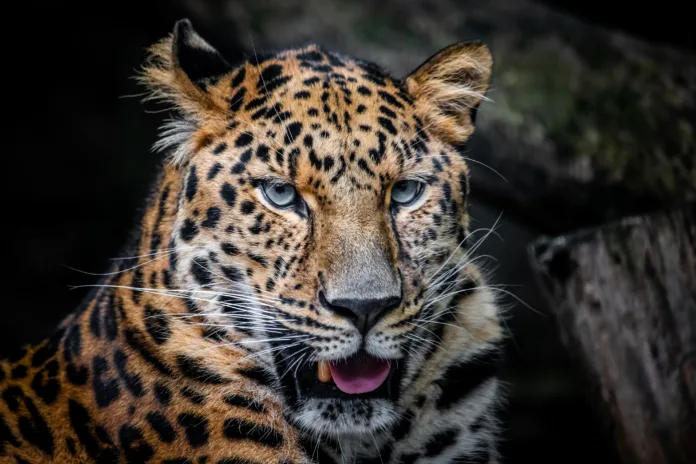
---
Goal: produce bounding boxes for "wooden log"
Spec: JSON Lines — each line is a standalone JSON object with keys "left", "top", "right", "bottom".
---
{"left": 528, "top": 203, "right": 696, "bottom": 464}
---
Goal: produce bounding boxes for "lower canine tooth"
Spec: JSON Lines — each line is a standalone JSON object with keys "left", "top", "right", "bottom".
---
{"left": 318, "top": 361, "right": 332, "bottom": 383}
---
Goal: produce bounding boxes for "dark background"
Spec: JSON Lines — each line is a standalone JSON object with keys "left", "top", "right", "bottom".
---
{"left": 3, "top": 1, "right": 693, "bottom": 463}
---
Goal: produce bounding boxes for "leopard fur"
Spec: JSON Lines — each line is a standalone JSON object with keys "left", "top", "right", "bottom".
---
{"left": 0, "top": 19, "right": 504, "bottom": 464}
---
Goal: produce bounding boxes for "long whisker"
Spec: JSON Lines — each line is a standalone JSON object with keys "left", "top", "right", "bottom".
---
{"left": 68, "top": 285, "right": 283, "bottom": 317}
{"left": 63, "top": 250, "right": 174, "bottom": 277}
{"left": 425, "top": 220, "right": 501, "bottom": 286}
{"left": 279, "top": 348, "right": 311, "bottom": 383}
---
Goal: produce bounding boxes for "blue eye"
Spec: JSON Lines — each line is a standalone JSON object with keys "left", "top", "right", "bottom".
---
{"left": 391, "top": 180, "right": 424, "bottom": 206}
{"left": 262, "top": 181, "right": 297, "bottom": 208}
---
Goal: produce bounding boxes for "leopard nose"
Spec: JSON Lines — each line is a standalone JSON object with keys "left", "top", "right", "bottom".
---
{"left": 319, "top": 292, "right": 402, "bottom": 335}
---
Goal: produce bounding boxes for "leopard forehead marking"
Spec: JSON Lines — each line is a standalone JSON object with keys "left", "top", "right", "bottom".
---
{"left": 191, "top": 45, "right": 432, "bottom": 188}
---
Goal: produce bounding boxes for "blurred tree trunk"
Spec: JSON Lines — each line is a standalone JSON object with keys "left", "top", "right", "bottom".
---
{"left": 528, "top": 203, "right": 696, "bottom": 464}
{"left": 181, "top": 0, "right": 696, "bottom": 233}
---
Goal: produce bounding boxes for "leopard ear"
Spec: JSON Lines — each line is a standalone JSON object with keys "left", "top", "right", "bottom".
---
{"left": 171, "top": 19, "right": 232, "bottom": 88}
{"left": 141, "top": 19, "right": 232, "bottom": 109}
{"left": 139, "top": 19, "right": 233, "bottom": 164}
{"left": 405, "top": 41, "right": 492, "bottom": 145}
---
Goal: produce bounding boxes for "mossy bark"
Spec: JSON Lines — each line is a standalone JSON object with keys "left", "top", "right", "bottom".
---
{"left": 528, "top": 203, "right": 696, "bottom": 464}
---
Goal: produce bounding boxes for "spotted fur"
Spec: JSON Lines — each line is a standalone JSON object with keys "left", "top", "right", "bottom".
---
{"left": 1, "top": 19, "right": 504, "bottom": 463}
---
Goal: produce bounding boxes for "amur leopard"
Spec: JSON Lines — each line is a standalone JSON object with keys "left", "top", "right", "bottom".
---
{"left": 0, "top": 18, "right": 505, "bottom": 464}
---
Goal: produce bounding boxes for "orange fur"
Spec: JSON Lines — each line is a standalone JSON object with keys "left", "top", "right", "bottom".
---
{"left": 406, "top": 42, "right": 492, "bottom": 144}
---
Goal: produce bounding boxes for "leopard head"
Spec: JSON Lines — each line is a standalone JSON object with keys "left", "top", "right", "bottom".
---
{"left": 140, "top": 19, "right": 494, "bottom": 438}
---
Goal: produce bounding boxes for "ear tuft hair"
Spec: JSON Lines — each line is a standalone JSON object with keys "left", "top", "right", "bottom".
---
{"left": 137, "top": 19, "right": 232, "bottom": 165}
{"left": 405, "top": 42, "right": 492, "bottom": 145}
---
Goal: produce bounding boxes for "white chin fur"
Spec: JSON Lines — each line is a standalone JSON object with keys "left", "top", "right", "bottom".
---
{"left": 293, "top": 398, "right": 400, "bottom": 438}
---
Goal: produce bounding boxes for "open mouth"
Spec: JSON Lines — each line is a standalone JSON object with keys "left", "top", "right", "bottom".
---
{"left": 271, "top": 338, "right": 406, "bottom": 405}
{"left": 274, "top": 347, "right": 401, "bottom": 401}
{"left": 318, "top": 351, "right": 391, "bottom": 394}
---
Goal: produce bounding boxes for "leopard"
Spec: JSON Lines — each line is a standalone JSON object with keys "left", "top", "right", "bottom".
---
{"left": 0, "top": 18, "right": 506, "bottom": 464}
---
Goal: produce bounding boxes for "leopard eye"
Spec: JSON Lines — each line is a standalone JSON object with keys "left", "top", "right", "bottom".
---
{"left": 261, "top": 181, "right": 298, "bottom": 208}
{"left": 391, "top": 180, "right": 425, "bottom": 206}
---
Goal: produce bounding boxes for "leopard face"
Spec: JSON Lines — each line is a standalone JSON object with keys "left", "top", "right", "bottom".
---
{"left": 144, "top": 19, "right": 492, "bottom": 438}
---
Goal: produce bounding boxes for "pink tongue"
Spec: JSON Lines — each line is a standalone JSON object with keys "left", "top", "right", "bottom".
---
{"left": 329, "top": 353, "right": 390, "bottom": 394}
